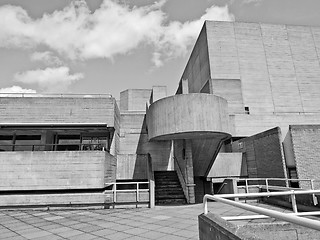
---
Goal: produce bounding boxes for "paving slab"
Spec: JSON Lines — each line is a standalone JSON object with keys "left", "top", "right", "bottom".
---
{"left": 0, "top": 202, "right": 293, "bottom": 240}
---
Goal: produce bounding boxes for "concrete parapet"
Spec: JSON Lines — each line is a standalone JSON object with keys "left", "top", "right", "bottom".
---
{"left": 146, "top": 93, "right": 231, "bottom": 141}
{"left": 199, "top": 212, "right": 320, "bottom": 240}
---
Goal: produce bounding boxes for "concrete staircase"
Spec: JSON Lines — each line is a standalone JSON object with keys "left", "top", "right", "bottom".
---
{"left": 154, "top": 171, "right": 186, "bottom": 205}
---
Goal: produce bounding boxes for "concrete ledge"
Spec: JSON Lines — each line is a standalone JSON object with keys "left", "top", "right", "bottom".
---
{"left": 198, "top": 213, "right": 262, "bottom": 240}
{"left": 146, "top": 93, "right": 231, "bottom": 141}
{"left": 0, "top": 193, "right": 106, "bottom": 209}
{"left": 199, "top": 212, "right": 320, "bottom": 240}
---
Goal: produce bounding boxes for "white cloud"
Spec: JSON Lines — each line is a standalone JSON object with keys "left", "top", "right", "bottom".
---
{"left": 30, "top": 51, "right": 63, "bottom": 66}
{"left": 13, "top": 67, "right": 84, "bottom": 92}
{"left": 155, "top": 5, "right": 235, "bottom": 59}
{"left": 0, "top": 0, "right": 234, "bottom": 66}
{"left": 241, "top": 0, "right": 263, "bottom": 6}
{"left": 0, "top": 86, "right": 37, "bottom": 96}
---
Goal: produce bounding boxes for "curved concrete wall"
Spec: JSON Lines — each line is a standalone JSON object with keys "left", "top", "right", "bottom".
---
{"left": 146, "top": 93, "right": 231, "bottom": 141}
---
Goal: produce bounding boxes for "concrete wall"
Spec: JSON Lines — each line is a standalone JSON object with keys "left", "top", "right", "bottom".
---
{"left": 207, "top": 153, "right": 243, "bottom": 178}
{"left": 147, "top": 93, "right": 231, "bottom": 140}
{"left": 0, "top": 193, "right": 106, "bottom": 208}
{"left": 204, "top": 21, "right": 320, "bottom": 115}
{"left": 230, "top": 113, "right": 320, "bottom": 138}
{"left": 199, "top": 213, "right": 320, "bottom": 240}
{"left": 110, "top": 99, "right": 120, "bottom": 156}
{"left": 120, "top": 89, "right": 152, "bottom": 111}
{"left": 105, "top": 152, "right": 117, "bottom": 184}
{"left": 116, "top": 154, "right": 149, "bottom": 180}
{"left": 119, "top": 112, "right": 171, "bottom": 177}
{"left": 180, "top": 21, "right": 320, "bottom": 138}
{"left": 118, "top": 88, "right": 171, "bottom": 179}
{"left": 0, "top": 151, "right": 108, "bottom": 190}
{"left": 0, "top": 97, "right": 116, "bottom": 125}
{"left": 283, "top": 130, "right": 295, "bottom": 168}
{"left": 180, "top": 23, "right": 211, "bottom": 95}
{"left": 231, "top": 127, "right": 287, "bottom": 180}
{"left": 147, "top": 93, "right": 231, "bottom": 177}
{"left": 174, "top": 139, "right": 195, "bottom": 203}
{"left": 288, "top": 125, "right": 320, "bottom": 189}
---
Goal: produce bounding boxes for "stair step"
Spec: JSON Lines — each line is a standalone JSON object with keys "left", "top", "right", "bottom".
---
{"left": 154, "top": 171, "right": 186, "bottom": 205}
{"left": 156, "top": 191, "right": 184, "bottom": 196}
{"left": 156, "top": 187, "right": 183, "bottom": 191}
{"left": 156, "top": 195, "right": 185, "bottom": 199}
{"left": 156, "top": 199, "right": 187, "bottom": 204}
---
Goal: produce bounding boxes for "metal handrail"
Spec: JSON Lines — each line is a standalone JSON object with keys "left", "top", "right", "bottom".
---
{"left": 203, "top": 190, "right": 320, "bottom": 231}
{"left": 105, "top": 182, "right": 152, "bottom": 208}
{"left": 236, "top": 177, "right": 320, "bottom": 205}
{"left": 0, "top": 93, "right": 112, "bottom": 98}
{"left": 0, "top": 143, "right": 107, "bottom": 151}
{"left": 174, "top": 156, "right": 187, "bottom": 186}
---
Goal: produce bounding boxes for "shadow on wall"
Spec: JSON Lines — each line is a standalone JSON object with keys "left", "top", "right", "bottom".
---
{"left": 134, "top": 115, "right": 171, "bottom": 179}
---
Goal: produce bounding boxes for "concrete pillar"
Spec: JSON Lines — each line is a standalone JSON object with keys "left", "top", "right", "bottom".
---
{"left": 182, "top": 79, "right": 189, "bottom": 94}
{"left": 149, "top": 179, "right": 155, "bottom": 208}
{"left": 167, "top": 140, "right": 174, "bottom": 170}
{"left": 185, "top": 139, "right": 195, "bottom": 203}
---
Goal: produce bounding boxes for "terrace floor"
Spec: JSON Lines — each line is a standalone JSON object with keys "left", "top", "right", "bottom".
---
{"left": 0, "top": 202, "right": 292, "bottom": 240}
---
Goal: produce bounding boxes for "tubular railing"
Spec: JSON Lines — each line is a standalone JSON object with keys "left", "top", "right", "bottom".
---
{"left": 147, "top": 154, "right": 155, "bottom": 208}
{"left": 173, "top": 156, "right": 195, "bottom": 203}
{"left": 203, "top": 190, "right": 320, "bottom": 231}
{"left": 0, "top": 143, "right": 107, "bottom": 152}
{"left": 105, "top": 181, "right": 154, "bottom": 208}
{"left": 236, "top": 177, "right": 320, "bottom": 205}
{"left": 174, "top": 157, "right": 187, "bottom": 191}
{"left": 0, "top": 93, "right": 112, "bottom": 98}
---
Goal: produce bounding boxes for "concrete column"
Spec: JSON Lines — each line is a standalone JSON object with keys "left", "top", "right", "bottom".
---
{"left": 182, "top": 79, "right": 189, "bottom": 94}
{"left": 185, "top": 139, "right": 195, "bottom": 203}
{"left": 40, "top": 131, "right": 47, "bottom": 151}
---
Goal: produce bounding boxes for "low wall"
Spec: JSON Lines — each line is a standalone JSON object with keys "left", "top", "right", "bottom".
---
{"left": 0, "top": 151, "right": 114, "bottom": 207}
{"left": 198, "top": 213, "right": 251, "bottom": 240}
{"left": 231, "top": 127, "right": 287, "bottom": 182}
{"left": 0, "top": 151, "right": 107, "bottom": 190}
{"left": 0, "top": 193, "right": 106, "bottom": 208}
{"left": 199, "top": 213, "right": 320, "bottom": 240}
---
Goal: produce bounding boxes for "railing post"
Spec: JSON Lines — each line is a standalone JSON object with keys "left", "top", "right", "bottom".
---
{"left": 149, "top": 179, "right": 155, "bottom": 208}
{"left": 291, "top": 190, "right": 298, "bottom": 213}
{"left": 245, "top": 179, "right": 249, "bottom": 194}
{"left": 310, "top": 180, "right": 318, "bottom": 205}
{"left": 286, "top": 178, "right": 289, "bottom": 188}
{"left": 245, "top": 179, "right": 249, "bottom": 203}
{"left": 265, "top": 179, "right": 269, "bottom": 192}
{"left": 113, "top": 183, "right": 117, "bottom": 208}
{"left": 203, "top": 195, "right": 208, "bottom": 214}
{"left": 136, "top": 183, "right": 139, "bottom": 208}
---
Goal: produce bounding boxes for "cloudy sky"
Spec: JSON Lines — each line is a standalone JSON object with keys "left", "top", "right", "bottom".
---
{"left": 0, "top": 0, "right": 319, "bottom": 98}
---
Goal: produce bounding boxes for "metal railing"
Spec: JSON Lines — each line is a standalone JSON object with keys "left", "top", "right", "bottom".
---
{"left": 105, "top": 181, "right": 155, "bottom": 208}
{"left": 236, "top": 178, "right": 320, "bottom": 205}
{"left": 203, "top": 190, "right": 320, "bottom": 231}
{"left": 0, "top": 93, "right": 112, "bottom": 98}
{"left": 174, "top": 156, "right": 196, "bottom": 204}
{"left": 0, "top": 143, "right": 107, "bottom": 152}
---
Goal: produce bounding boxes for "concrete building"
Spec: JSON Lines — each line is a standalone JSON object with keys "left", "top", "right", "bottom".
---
{"left": 1, "top": 20, "right": 320, "bottom": 207}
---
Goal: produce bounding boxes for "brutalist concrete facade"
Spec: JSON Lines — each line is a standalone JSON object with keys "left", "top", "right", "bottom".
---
{"left": 1, "top": 21, "right": 320, "bottom": 207}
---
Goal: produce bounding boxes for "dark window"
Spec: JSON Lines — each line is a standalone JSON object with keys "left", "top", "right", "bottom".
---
{"left": 244, "top": 106, "right": 250, "bottom": 114}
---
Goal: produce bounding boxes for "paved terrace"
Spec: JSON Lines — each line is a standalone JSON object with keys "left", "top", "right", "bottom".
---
{"left": 0, "top": 202, "right": 292, "bottom": 240}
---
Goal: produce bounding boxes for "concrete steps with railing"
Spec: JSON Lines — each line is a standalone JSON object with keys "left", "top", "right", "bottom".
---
{"left": 154, "top": 171, "right": 186, "bottom": 205}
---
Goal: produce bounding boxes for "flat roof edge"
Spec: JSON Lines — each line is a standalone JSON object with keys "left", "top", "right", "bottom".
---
{"left": 0, "top": 123, "right": 108, "bottom": 127}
